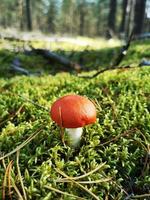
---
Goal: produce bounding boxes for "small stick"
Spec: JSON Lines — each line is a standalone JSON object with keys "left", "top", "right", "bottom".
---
{"left": 79, "top": 30, "right": 134, "bottom": 79}
{"left": 130, "top": 193, "right": 150, "bottom": 199}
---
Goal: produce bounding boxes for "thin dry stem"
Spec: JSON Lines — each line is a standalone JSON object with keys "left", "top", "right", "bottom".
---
{"left": 0, "top": 126, "right": 44, "bottom": 161}
{"left": 55, "top": 168, "right": 100, "bottom": 200}
{"left": 2, "top": 162, "right": 9, "bottom": 200}
{"left": 2, "top": 160, "right": 13, "bottom": 200}
{"left": 16, "top": 150, "right": 27, "bottom": 200}
{"left": 100, "top": 128, "right": 136, "bottom": 147}
{"left": 57, "top": 177, "right": 112, "bottom": 184}
{"left": 44, "top": 185, "right": 84, "bottom": 200}
{"left": 60, "top": 162, "right": 106, "bottom": 181}
{"left": 130, "top": 193, "right": 150, "bottom": 199}
{"left": 10, "top": 177, "right": 24, "bottom": 200}
{"left": 8, "top": 160, "right": 13, "bottom": 200}
{"left": 0, "top": 104, "right": 24, "bottom": 127}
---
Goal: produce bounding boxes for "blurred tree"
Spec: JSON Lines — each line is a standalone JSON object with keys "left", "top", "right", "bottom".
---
{"left": 107, "top": 0, "right": 117, "bottom": 38}
{"left": 77, "top": 0, "right": 87, "bottom": 36}
{"left": 96, "top": 0, "right": 103, "bottom": 36}
{"left": 18, "top": 0, "right": 24, "bottom": 30}
{"left": 119, "top": 0, "right": 128, "bottom": 33}
{"left": 31, "top": 0, "right": 46, "bottom": 31}
{"left": 47, "top": 0, "right": 58, "bottom": 33}
{"left": 26, "top": 0, "right": 32, "bottom": 30}
{"left": 0, "top": 0, "right": 18, "bottom": 28}
{"left": 133, "top": 0, "right": 146, "bottom": 35}
{"left": 125, "top": 0, "right": 135, "bottom": 37}
{"left": 60, "top": 0, "right": 76, "bottom": 34}
{"left": 0, "top": 0, "right": 148, "bottom": 38}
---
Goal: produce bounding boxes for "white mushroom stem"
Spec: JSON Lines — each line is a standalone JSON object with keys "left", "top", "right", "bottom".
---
{"left": 65, "top": 127, "right": 83, "bottom": 146}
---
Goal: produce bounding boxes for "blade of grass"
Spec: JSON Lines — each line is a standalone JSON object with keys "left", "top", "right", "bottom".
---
{"left": 16, "top": 150, "right": 27, "bottom": 200}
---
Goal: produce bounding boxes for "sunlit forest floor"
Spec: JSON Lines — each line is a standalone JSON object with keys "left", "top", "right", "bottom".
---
{"left": 0, "top": 36, "right": 150, "bottom": 199}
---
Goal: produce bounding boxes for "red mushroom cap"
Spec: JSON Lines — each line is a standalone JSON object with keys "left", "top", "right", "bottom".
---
{"left": 50, "top": 94, "right": 96, "bottom": 128}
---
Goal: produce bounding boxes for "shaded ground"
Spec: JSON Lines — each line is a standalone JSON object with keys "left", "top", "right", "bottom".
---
{"left": 0, "top": 38, "right": 150, "bottom": 78}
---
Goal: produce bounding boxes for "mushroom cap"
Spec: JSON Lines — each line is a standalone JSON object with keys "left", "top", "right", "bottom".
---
{"left": 50, "top": 94, "right": 96, "bottom": 128}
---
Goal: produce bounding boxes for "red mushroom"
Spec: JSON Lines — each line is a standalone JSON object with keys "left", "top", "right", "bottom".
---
{"left": 50, "top": 94, "right": 96, "bottom": 146}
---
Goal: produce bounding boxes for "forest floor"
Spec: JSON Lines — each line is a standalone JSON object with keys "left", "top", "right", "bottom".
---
{"left": 0, "top": 37, "right": 150, "bottom": 200}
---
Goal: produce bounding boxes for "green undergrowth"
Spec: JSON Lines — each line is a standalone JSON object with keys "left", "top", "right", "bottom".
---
{"left": 0, "top": 39, "right": 150, "bottom": 78}
{"left": 0, "top": 67, "right": 150, "bottom": 199}
{"left": 0, "top": 39, "right": 150, "bottom": 199}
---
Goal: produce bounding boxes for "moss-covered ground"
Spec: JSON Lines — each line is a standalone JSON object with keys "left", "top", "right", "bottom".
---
{"left": 0, "top": 38, "right": 150, "bottom": 200}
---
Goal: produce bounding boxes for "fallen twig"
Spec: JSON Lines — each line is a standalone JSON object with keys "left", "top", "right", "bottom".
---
{"left": 11, "top": 58, "right": 30, "bottom": 75}
{"left": 78, "top": 65, "right": 131, "bottom": 78}
{"left": 79, "top": 31, "right": 134, "bottom": 79}
{"left": 130, "top": 193, "right": 150, "bottom": 199}
{"left": 31, "top": 47, "right": 82, "bottom": 72}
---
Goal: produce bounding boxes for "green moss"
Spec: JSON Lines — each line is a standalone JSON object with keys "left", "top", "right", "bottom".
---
{"left": 0, "top": 39, "right": 150, "bottom": 199}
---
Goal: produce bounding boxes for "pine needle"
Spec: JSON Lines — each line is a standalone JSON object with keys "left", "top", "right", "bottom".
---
{"left": 57, "top": 177, "right": 112, "bottom": 184}
{"left": 60, "top": 162, "right": 106, "bottom": 181}
{"left": 8, "top": 160, "right": 13, "bottom": 200}
{"left": 0, "top": 126, "right": 44, "bottom": 161}
{"left": 2, "top": 160, "right": 13, "bottom": 200}
{"left": 16, "top": 150, "right": 27, "bottom": 200}
{"left": 44, "top": 185, "right": 84, "bottom": 200}
{"left": 55, "top": 168, "right": 100, "bottom": 200}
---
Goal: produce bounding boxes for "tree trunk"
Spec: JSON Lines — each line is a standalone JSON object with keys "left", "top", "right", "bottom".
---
{"left": 79, "top": 13, "right": 85, "bottom": 36}
{"left": 119, "top": 0, "right": 128, "bottom": 33}
{"left": 18, "top": 0, "right": 24, "bottom": 30}
{"left": 47, "top": 0, "right": 57, "bottom": 33}
{"left": 96, "top": 0, "right": 101, "bottom": 35}
{"left": 107, "top": 0, "right": 117, "bottom": 38}
{"left": 26, "top": 0, "right": 32, "bottom": 31}
{"left": 125, "top": 0, "right": 135, "bottom": 38}
{"left": 79, "top": 3, "right": 85, "bottom": 36}
{"left": 133, "top": 0, "right": 146, "bottom": 35}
